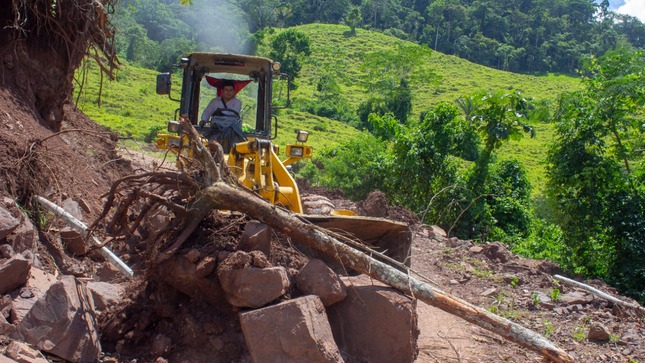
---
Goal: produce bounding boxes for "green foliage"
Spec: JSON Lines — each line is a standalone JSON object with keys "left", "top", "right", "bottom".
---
{"left": 267, "top": 29, "right": 311, "bottom": 89}
{"left": 513, "top": 217, "right": 566, "bottom": 264}
{"left": 292, "top": 73, "right": 357, "bottom": 124}
{"left": 144, "top": 125, "right": 164, "bottom": 143}
{"left": 383, "top": 104, "right": 467, "bottom": 215}
{"left": 305, "top": 134, "right": 388, "bottom": 200}
{"left": 550, "top": 288, "right": 561, "bottom": 302}
{"left": 346, "top": 6, "right": 361, "bottom": 34}
{"left": 444, "top": 91, "right": 535, "bottom": 241}
{"left": 74, "top": 61, "right": 178, "bottom": 140}
{"left": 546, "top": 48, "right": 645, "bottom": 302}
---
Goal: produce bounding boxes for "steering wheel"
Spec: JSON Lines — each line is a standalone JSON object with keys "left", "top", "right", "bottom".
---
{"left": 212, "top": 108, "right": 240, "bottom": 117}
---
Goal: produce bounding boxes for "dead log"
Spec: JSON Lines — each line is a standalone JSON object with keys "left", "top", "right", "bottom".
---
{"left": 164, "top": 117, "right": 576, "bottom": 363}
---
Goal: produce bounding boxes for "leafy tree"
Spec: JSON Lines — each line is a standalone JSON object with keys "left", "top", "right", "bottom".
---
{"left": 346, "top": 6, "right": 362, "bottom": 34}
{"left": 546, "top": 48, "right": 645, "bottom": 301}
{"left": 358, "top": 44, "right": 438, "bottom": 126}
{"left": 291, "top": 0, "right": 351, "bottom": 24}
{"left": 452, "top": 90, "right": 535, "bottom": 240}
{"left": 237, "top": 0, "right": 278, "bottom": 32}
{"left": 309, "top": 133, "right": 388, "bottom": 200}
{"left": 267, "top": 29, "right": 311, "bottom": 89}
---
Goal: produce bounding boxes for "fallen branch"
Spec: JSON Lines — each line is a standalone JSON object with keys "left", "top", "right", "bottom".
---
{"left": 554, "top": 274, "right": 645, "bottom": 315}
{"left": 168, "top": 117, "right": 575, "bottom": 363}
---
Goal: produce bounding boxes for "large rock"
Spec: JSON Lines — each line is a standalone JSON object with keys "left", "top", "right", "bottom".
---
{"left": 295, "top": 259, "right": 347, "bottom": 307}
{"left": 15, "top": 276, "right": 101, "bottom": 363}
{"left": 0, "top": 254, "right": 32, "bottom": 294}
{"left": 86, "top": 281, "right": 123, "bottom": 312}
{"left": 217, "top": 251, "right": 289, "bottom": 308}
{"left": 0, "top": 206, "right": 20, "bottom": 240}
{"left": 10, "top": 267, "right": 57, "bottom": 324}
{"left": 327, "top": 275, "right": 418, "bottom": 363}
{"left": 5, "top": 214, "right": 36, "bottom": 254}
{"left": 482, "top": 242, "right": 513, "bottom": 263}
{"left": 559, "top": 291, "right": 594, "bottom": 305}
{"left": 60, "top": 227, "right": 89, "bottom": 256}
{"left": 0, "top": 354, "right": 18, "bottom": 363}
{"left": 0, "top": 311, "right": 16, "bottom": 337}
{"left": 5, "top": 340, "right": 48, "bottom": 363}
{"left": 237, "top": 221, "right": 272, "bottom": 258}
{"left": 240, "top": 295, "right": 344, "bottom": 363}
{"left": 160, "top": 254, "right": 227, "bottom": 306}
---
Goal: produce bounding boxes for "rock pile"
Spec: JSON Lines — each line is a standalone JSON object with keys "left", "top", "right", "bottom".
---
{"left": 1, "top": 199, "right": 419, "bottom": 363}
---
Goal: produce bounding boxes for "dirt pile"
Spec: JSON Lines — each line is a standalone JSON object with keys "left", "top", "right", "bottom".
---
{"left": 1, "top": 201, "right": 419, "bottom": 362}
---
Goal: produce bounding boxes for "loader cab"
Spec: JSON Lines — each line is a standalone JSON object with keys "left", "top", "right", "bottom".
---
{"left": 157, "top": 53, "right": 287, "bottom": 140}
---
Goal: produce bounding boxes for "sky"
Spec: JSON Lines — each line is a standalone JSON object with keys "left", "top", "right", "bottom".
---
{"left": 605, "top": 0, "right": 645, "bottom": 22}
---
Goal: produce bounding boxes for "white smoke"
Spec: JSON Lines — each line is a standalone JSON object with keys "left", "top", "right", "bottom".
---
{"left": 181, "top": 0, "right": 253, "bottom": 55}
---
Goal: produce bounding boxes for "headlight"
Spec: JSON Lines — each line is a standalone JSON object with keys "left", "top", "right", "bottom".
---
{"left": 296, "top": 130, "right": 309, "bottom": 143}
{"left": 272, "top": 62, "right": 281, "bottom": 72}
{"left": 289, "top": 146, "right": 304, "bottom": 157}
{"left": 167, "top": 121, "right": 180, "bottom": 133}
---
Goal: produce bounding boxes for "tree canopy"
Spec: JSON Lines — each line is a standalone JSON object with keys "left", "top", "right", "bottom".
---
{"left": 111, "top": 0, "right": 645, "bottom": 75}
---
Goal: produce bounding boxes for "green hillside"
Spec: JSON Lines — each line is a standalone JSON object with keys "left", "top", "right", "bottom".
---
{"left": 75, "top": 24, "right": 580, "bottom": 193}
{"left": 285, "top": 24, "right": 579, "bottom": 119}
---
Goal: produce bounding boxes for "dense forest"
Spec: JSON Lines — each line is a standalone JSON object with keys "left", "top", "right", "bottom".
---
{"left": 112, "top": 0, "right": 644, "bottom": 74}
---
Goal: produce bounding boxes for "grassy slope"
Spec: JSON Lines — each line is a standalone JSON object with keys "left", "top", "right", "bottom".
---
{"left": 76, "top": 23, "right": 580, "bottom": 194}
{"left": 283, "top": 24, "right": 580, "bottom": 194}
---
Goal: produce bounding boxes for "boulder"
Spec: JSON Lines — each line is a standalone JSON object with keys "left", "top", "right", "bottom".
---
{"left": 217, "top": 251, "right": 289, "bottom": 308}
{"left": 426, "top": 225, "right": 447, "bottom": 239}
{"left": 61, "top": 198, "right": 84, "bottom": 221}
{"left": 482, "top": 242, "right": 513, "bottom": 263}
{"left": 327, "top": 275, "right": 418, "bottom": 363}
{"left": 0, "top": 254, "right": 32, "bottom": 294}
{"left": 86, "top": 281, "right": 123, "bottom": 312}
{"left": 559, "top": 291, "right": 594, "bottom": 305}
{"left": 295, "top": 259, "right": 347, "bottom": 306}
{"left": 0, "top": 206, "right": 20, "bottom": 240}
{"left": 0, "top": 311, "right": 16, "bottom": 337}
{"left": 15, "top": 276, "right": 101, "bottom": 363}
{"left": 240, "top": 295, "right": 344, "bottom": 363}
{"left": 160, "top": 255, "right": 227, "bottom": 306}
{"left": 9, "top": 268, "right": 55, "bottom": 325}
{"left": 587, "top": 322, "right": 611, "bottom": 341}
{"left": 60, "top": 228, "right": 89, "bottom": 256}
{"left": 237, "top": 221, "right": 272, "bottom": 259}
{"left": 5, "top": 214, "right": 36, "bottom": 254}
{"left": 5, "top": 340, "right": 48, "bottom": 363}
{"left": 218, "top": 266, "right": 289, "bottom": 308}
{"left": 0, "top": 354, "right": 18, "bottom": 363}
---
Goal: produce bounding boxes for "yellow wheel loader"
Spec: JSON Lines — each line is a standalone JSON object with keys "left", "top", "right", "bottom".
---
{"left": 155, "top": 53, "right": 411, "bottom": 267}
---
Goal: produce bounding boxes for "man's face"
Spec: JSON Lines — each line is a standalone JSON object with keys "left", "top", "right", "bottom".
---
{"left": 222, "top": 86, "right": 235, "bottom": 101}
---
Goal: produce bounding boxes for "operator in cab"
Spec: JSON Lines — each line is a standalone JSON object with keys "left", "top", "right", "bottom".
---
{"left": 199, "top": 79, "right": 242, "bottom": 127}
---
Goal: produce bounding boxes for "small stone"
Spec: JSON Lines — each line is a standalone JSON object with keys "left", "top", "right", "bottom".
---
{"left": 587, "top": 322, "right": 610, "bottom": 341}
{"left": 481, "top": 287, "right": 497, "bottom": 296}
{"left": 469, "top": 246, "right": 484, "bottom": 253}
{"left": 554, "top": 307, "right": 568, "bottom": 314}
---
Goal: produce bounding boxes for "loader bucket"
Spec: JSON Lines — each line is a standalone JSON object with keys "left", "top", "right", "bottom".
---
{"left": 301, "top": 214, "right": 412, "bottom": 271}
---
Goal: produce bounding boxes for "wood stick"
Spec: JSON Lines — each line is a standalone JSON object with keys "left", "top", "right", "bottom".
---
{"left": 554, "top": 274, "right": 645, "bottom": 315}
